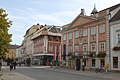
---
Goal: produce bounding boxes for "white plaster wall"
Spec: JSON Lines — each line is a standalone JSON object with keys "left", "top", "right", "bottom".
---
{"left": 110, "top": 21, "right": 120, "bottom": 70}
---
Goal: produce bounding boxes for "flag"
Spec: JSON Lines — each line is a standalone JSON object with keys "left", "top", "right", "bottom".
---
{"left": 59, "top": 44, "right": 62, "bottom": 61}
{"left": 54, "top": 46, "right": 56, "bottom": 60}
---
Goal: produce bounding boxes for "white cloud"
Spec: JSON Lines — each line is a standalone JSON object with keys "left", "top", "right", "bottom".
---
{"left": 5, "top": 0, "right": 119, "bottom": 45}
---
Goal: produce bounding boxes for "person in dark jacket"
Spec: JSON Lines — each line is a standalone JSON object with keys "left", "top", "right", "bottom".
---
{"left": 9, "top": 62, "right": 13, "bottom": 71}
{"left": 13, "top": 60, "right": 17, "bottom": 69}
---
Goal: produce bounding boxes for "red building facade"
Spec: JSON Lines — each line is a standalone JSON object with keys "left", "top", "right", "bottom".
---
{"left": 31, "top": 25, "right": 61, "bottom": 66}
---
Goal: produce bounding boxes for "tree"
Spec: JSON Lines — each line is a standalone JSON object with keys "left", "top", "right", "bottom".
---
{"left": 0, "top": 8, "right": 12, "bottom": 59}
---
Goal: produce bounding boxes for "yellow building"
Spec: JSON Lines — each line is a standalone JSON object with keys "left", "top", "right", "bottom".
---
{"left": 6, "top": 44, "right": 19, "bottom": 59}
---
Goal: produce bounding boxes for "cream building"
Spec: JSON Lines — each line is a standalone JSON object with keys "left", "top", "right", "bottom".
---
{"left": 110, "top": 9, "right": 120, "bottom": 71}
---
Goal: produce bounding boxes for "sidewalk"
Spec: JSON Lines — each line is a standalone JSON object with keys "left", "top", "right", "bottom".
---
{"left": 0, "top": 68, "right": 35, "bottom": 80}
{"left": 46, "top": 66, "right": 120, "bottom": 80}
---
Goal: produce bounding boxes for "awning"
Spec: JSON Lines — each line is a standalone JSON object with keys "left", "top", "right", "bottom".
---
{"left": 32, "top": 53, "right": 54, "bottom": 57}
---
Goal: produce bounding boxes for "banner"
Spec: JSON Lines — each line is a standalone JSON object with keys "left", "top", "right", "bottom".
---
{"left": 54, "top": 46, "right": 56, "bottom": 60}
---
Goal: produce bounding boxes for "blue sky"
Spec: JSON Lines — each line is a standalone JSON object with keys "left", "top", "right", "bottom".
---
{"left": 0, "top": 0, "right": 119, "bottom": 45}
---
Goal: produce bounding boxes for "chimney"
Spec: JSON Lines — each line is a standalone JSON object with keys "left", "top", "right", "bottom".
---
{"left": 80, "top": 9, "right": 85, "bottom": 15}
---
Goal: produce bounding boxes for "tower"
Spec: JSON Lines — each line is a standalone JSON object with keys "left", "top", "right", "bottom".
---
{"left": 91, "top": 4, "right": 98, "bottom": 15}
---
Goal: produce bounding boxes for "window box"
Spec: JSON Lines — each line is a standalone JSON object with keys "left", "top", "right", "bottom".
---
{"left": 97, "top": 51, "right": 106, "bottom": 58}
{"left": 113, "top": 46, "right": 120, "bottom": 51}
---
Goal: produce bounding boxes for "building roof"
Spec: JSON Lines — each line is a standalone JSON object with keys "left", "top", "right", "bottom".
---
{"left": 91, "top": 4, "right": 98, "bottom": 14}
{"left": 8, "top": 44, "right": 19, "bottom": 49}
{"left": 99, "top": 3, "right": 120, "bottom": 12}
{"left": 110, "top": 10, "right": 120, "bottom": 22}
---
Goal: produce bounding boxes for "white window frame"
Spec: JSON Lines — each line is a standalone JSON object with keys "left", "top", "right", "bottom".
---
{"left": 68, "top": 45, "right": 72, "bottom": 52}
{"left": 83, "top": 44, "right": 87, "bottom": 52}
{"left": 100, "top": 42, "right": 105, "bottom": 51}
{"left": 83, "top": 29, "right": 87, "bottom": 36}
{"left": 91, "top": 26, "right": 96, "bottom": 35}
{"left": 99, "top": 24, "right": 105, "bottom": 33}
{"left": 63, "top": 34, "right": 67, "bottom": 40}
{"left": 79, "top": 30, "right": 82, "bottom": 37}
{"left": 91, "top": 43, "right": 96, "bottom": 52}
{"left": 75, "top": 31, "right": 79, "bottom": 38}
{"left": 68, "top": 32, "right": 72, "bottom": 39}
{"left": 75, "top": 45, "right": 79, "bottom": 52}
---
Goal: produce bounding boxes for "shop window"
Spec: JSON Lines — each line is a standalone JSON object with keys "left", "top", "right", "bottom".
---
{"left": 113, "top": 57, "right": 118, "bottom": 68}
{"left": 92, "top": 59, "right": 95, "bottom": 67}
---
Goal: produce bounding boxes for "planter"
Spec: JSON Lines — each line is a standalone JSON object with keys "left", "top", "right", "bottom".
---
{"left": 113, "top": 46, "right": 120, "bottom": 51}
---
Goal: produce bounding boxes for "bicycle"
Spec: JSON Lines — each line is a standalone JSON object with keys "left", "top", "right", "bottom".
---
{"left": 95, "top": 67, "right": 105, "bottom": 73}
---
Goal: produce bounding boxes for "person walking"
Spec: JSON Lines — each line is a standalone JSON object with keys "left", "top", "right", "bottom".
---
{"left": 50, "top": 61, "right": 53, "bottom": 68}
{"left": 9, "top": 62, "right": 13, "bottom": 71}
{"left": 13, "top": 60, "right": 17, "bottom": 70}
{"left": 82, "top": 62, "right": 85, "bottom": 71}
{"left": 105, "top": 63, "right": 109, "bottom": 74}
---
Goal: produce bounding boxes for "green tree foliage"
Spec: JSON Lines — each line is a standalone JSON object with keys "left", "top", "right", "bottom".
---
{"left": 0, "top": 8, "right": 12, "bottom": 59}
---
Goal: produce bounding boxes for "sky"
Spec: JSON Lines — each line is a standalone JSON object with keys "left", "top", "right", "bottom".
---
{"left": 0, "top": 0, "right": 119, "bottom": 45}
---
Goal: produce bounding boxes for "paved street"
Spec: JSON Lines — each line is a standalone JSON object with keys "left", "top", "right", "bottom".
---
{"left": 1, "top": 66, "right": 120, "bottom": 80}
{"left": 14, "top": 67, "right": 111, "bottom": 80}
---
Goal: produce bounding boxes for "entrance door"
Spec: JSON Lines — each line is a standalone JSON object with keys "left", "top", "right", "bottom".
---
{"left": 76, "top": 59, "right": 81, "bottom": 70}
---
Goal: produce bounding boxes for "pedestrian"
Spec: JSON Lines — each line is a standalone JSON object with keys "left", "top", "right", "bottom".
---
{"left": 105, "top": 63, "right": 109, "bottom": 74}
{"left": 9, "top": 62, "right": 13, "bottom": 71}
{"left": 50, "top": 61, "right": 53, "bottom": 68}
{"left": 82, "top": 62, "right": 85, "bottom": 71}
{"left": 13, "top": 60, "right": 17, "bottom": 70}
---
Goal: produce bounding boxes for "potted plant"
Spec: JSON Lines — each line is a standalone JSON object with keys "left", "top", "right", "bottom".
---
{"left": 113, "top": 46, "right": 120, "bottom": 51}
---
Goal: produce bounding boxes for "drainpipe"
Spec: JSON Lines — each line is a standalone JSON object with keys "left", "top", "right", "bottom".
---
{"left": 109, "top": 13, "right": 112, "bottom": 71}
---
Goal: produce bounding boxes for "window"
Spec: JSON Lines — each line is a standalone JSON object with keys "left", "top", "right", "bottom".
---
{"left": 100, "top": 59, "right": 105, "bottom": 68}
{"left": 75, "top": 31, "right": 79, "bottom": 38}
{"left": 49, "top": 36, "right": 52, "bottom": 41}
{"left": 113, "top": 57, "right": 118, "bottom": 68}
{"left": 75, "top": 45, "right": 79, "bottom": 52}
{"left": 91, "top": 26, "right": 96, "bottom": 35}
{"left": 83, "top": 44, "right": 87, "bottom": 51}
{"left": 100, "top": 42, "right": 105, "bottom": 51}
{"left": 83, "top": 29, "right": 87, "bottom": 36}
{"left": 91, "top": 43, "right": 96, "bottom": 52}
{"left": 79, "top": 30, "right": 82, "bottom": 37}
{"left": 118, "top": 34, "right": 120, "bottom": 43}
{"left": 79, "top": 38, "right": 82, "bottom": 44}
{"left": 68, "top": 32, "right": 72, "bottom": 39}
{"left": 55, "top": 37, "right": 59, "bottom": 41}
{"left": 49, "top": 45, "right": 53, "bottom": 52}
{"left": 68, "top": 45, "right": 72, "bottom": 52}
{"left": 92, "top": 59, "right": 95, "bottom": 67}
{"left": 99, "top": 24, "right": 105, "bottom": 33}
{"left": 63, "top": 34, "right": 67, "bottom": 40}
